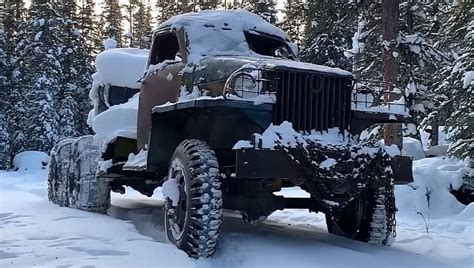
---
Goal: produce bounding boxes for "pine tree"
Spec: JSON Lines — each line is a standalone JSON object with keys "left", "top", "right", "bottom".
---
{"left": 198, "top": 0, "right": 220, "bottom": 10}
{"left": 101, "top": 0, "right": 124, "bottom": 47}
{"left": 2, "top": 0, "right": 26, "bottom": 56}
{"left": 156, "top": 0, "right": 182, "bottom": 25}
{"left": 124, "top": 0, "right": 138, "bottom": 47}
{"left": 0, "top": 28, "right": 10, "bottom": 168}
{"left": 398, "top": 1, "right": 449, "bottom": 137}
{"left": 59, "top": 14, "right": 93, "bottom": 137}
{"left": 429, "top": 2, "right": 469, "bottom": 131}
{"left": 278, "top": 1, "right": 305, "bottom": 47}
{"left": 243, "top": 0, "right": 277, "bottom": 24}
{"left": 77, "top": 0, "right": 100, "bottom": 57}
{"left": 133, "top": 0, "right": 153, "bottom": 49}
{"left": 6, "top": 0, "right": 27, "bottom": 159}
{"left": 13, "top": 0, "right": 62, "bottom": 152}
{"left": 435, "top": 3, "right": 473, "bottom": 159}
{"left": 300, "top": 0, "right": 356, "bottom": 71}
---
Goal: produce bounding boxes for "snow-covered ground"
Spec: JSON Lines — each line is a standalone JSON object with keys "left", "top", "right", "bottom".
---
{"left": 1, "top": 158, "right": 473, "bottom": 268}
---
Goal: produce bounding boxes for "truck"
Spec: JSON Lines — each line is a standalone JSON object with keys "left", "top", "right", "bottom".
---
{"left": 48, "top": 10, "right": 413, "bottom": 258}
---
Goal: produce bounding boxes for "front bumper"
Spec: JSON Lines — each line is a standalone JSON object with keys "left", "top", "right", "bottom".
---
{"left": 235, "top": 148, "right": 413, "bottom": 185}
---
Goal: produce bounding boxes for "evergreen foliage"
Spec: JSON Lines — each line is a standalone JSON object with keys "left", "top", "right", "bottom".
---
{"left": 0, "top": 29, "right": 10, "bottom": 168}
{"left": 300, "top": 0, "right": 356, "bottom": 71}
{"left": 101, "top": 0, "right": 124, "bottom": 47}
{"left": 13, "top": 0, "right": 62, "bottom": 152}
{"left": 132, "top": 0, "right": 153, "bottom": 49}
{"left": 0, "top": 0, "right": 471, "bottom": 169}
{"left": 278, "top": 1, "right": 306, "bottom": 47}
{"left": 435, "top": 3, "right": 473, "bottom": 159}
{"left": 243, "top": 0, "right": 277, "bottom": 24}
{"left": 78, "top": 0, "right": 100, "bottom": 57}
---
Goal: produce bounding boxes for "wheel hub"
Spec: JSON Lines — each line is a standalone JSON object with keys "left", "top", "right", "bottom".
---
{"left": 166, "top": 160, "right": 188, "bottom": 241}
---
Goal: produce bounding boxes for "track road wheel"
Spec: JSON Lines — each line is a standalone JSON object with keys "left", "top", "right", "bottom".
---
{"left": 325, "top": 183, "right": 396, "bottom": 246}
{"left": 47, "top": 136, "right": 110, "bottom": 214}
{"left": 48, "top": 138, "right": 76, "bottom": 207}
{"left": 70, "top": 136, "right": 110, "bottom": 213}
{"left": 164, "top": 139, "right": 223, "bottom": 258}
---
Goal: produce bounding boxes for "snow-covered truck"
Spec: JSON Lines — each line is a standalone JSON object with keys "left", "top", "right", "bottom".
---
{"left": 48, "top": 10, "right": 413, "bottom": 258}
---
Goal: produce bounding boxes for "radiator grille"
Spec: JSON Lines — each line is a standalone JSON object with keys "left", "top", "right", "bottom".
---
{"left": 265, "top": 71, "right": 352, "bottom": 133}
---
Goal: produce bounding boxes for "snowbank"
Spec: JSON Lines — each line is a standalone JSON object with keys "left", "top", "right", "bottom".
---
{"left": 0, "top": 158, "right": 472, "bottom": 267}
{"left": 402, "top": 137, "right": 426, "bottom": 160}
{"left": 13, "top": 151, "right": 49, "bottom": 172}
{"left": 396, "top": 157, "right": 468, "bottom": 218}
{"left": 420, "top": 126, "right": 448, "bottom": 151}
{"left": 378, "top": 137, "right": 426, "bottom": 160}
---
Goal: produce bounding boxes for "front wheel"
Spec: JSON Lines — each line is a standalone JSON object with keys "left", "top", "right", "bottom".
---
{"left": 163, "top": 139, "right": 223, "bottom": 258}
{"left": 325, "top": 184, "right": 396, "bottom": 245}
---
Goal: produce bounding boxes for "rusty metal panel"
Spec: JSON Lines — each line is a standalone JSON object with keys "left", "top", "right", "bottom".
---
{"left": 137, "top": 62, "right": 184, "bottom": 150}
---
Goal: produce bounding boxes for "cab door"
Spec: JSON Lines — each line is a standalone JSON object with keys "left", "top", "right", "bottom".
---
{"left": 137, "top": 31, "right": 186, "bottom": 150}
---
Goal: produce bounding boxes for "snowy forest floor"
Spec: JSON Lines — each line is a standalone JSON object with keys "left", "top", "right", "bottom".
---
{"left": 1, "top": 158, "right": 473, "bottom": 268}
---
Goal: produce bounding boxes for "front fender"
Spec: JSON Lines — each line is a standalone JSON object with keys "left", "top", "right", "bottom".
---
{"left": 147, "top": 99, "right": 273, "bottom": 174}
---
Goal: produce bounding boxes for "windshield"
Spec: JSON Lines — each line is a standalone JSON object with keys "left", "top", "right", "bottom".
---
{"left": 245, "top": 31, "right": 295, "bottom": 60}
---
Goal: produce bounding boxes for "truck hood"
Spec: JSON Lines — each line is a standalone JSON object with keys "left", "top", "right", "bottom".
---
{"left": 195, "top": 55, "right": 353, "bottom": 80}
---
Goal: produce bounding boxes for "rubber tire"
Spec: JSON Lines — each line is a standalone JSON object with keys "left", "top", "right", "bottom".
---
{"left": 164, "top": 139, "right": 223, "bottom": 258}
{"left": 325, "top": 184, "right": 396, "bottom": 246}
{"left": 48, "top": 138, "right": 76, "bottom": 207}
{"left": 47, "top": 136, "right": 110, "bottom": 214}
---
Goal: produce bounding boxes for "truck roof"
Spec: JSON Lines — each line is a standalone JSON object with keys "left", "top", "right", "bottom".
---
{"left": 156, "top": 10, "right": 296, "bottom": 63}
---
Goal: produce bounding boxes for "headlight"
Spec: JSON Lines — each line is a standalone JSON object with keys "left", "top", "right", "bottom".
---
{"left": 232, "top": 74, "right": 259, "bottom": 99}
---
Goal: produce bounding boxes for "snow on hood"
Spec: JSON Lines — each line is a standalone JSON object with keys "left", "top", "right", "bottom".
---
{"left": 95, "top": 48, "right": 149, "bottom": 88}
{"left": 158, "top": 10, "right": 295, "bottom": 64}
{"left": 201, "top": 55, "right": 352, "bottom": 77}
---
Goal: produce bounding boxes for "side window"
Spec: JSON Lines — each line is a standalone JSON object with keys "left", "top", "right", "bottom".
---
{"left": 149, "top": 33, "right": 181, "bottom": 65}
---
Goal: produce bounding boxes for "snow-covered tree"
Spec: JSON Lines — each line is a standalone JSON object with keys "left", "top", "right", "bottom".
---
{"left": 101, "top": 0, "right": 124, "bottom": 47}
{"left": 243, "top": 0, "right": 277, "bottom": 24}
{"left": 434, "top": 3, "right": 473, "bottom": 159}
{"left": 198, "top": 0, "right": 220, "bottom": 10}
{"left": 156, "top": 0, "right": 183, "bottom": 25}
{"left": 397, "top": 1, "right": 449, "bottom": 137}
{"left": 0, "top": 29, "right": 10, "bottom": 168}
{"left": 278, "top": 1, "right": 306, "bottom": 47}
{"left": 132, "top": 0, "right": 153, "bottom": 49}
{"left": 59, "top": 17, "right": 93, "bottom": 138}
{"left": 2, "top": 0, "right": 26, "bottom": 55}
{"left": 78, "top": 0, "right": 101, "bottom": 57}
{"left": 13, "top": 0, "right": 62, "bottom": 152}
{"left": 2, "top": 0, "right": 26, "bottom": 162}
{"left": 301, "top": 0, "right": 356, "bottom": 71}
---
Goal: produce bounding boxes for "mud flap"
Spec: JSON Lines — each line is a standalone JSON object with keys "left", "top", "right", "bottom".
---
{"left": 390, "top": 155, "right": 413, "bottom": 185}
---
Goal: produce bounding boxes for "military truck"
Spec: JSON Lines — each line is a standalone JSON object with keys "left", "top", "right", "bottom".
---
{"left": 48, "top": 10, "right": 413, "bottom": 258}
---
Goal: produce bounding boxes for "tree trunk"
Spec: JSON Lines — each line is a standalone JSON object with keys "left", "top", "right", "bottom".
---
{"left": 430, "top": 119, "right": 439, "bottom": 147}
{"left": 382, "top": 0, "right": 403, "bottom": 149}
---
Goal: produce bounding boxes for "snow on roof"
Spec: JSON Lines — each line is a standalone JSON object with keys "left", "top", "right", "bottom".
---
{"left": 158, "top": 10, "right": 294, "bottom": 63}
{"left": 95, "top": 48, "right": 149, "bottom": 89}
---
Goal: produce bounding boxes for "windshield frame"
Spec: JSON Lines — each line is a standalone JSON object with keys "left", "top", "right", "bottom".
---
{"left": 244, "top": 30, "right": 297, "bottom": 60}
